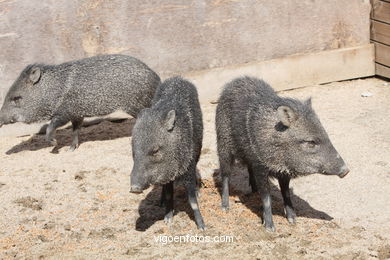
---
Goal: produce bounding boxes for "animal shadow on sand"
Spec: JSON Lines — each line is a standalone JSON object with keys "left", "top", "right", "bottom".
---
{"left": 6, "top": 118, "right": 135, "bottom": 154}
{"left": 135, "top": 185, "right": 202, "bottom": 231}
{"left": 135, "top": 169, "right": 203, "bottom": 231}
{"left": 212, "top": 166, "right": 333, "bottom": 223}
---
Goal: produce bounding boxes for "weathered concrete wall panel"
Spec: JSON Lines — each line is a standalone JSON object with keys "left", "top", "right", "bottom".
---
{"left": 0, "top": 0, "right": 370, "bottom": 104}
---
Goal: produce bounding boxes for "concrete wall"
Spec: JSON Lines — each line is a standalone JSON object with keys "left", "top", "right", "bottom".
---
{"left": 0, "top": 0, "right": 371, "bottom": 105}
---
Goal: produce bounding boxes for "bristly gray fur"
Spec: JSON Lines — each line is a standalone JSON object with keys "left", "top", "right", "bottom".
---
{"left": 130, "top": 76, "right": 206, "bottom": 230}
{"left": 215, "top": 76, "right": 348, "bottom": 231}
{"left": 0, "top": 55, "right": 161, "bottom": 123}
{"left": 216, "top": 76, "right": 346, "bottom": 178}
{"left": 131, "top": 76, "right": 203, "bottom": 188}
{"left": 0, "top": 54, "right": 161, "bottom": 148}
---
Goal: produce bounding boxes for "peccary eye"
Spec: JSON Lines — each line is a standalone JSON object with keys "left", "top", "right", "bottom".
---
{"left": 11, "top": 96, "right": 22, "bottom": 106}
{"left": 304, "top": 140, "right": 317, "bottom": 149}
{"left": 148, "top": 147, "right": 160, "bottom": 156}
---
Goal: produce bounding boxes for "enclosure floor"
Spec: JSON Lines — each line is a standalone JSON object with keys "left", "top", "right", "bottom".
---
{"left": 0, "top": 78, "right": 389, "bottom": 259}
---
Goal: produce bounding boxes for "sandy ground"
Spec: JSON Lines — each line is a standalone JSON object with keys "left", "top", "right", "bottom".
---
{"left": 0, "top": 77, "right": 390, "bottom": 259}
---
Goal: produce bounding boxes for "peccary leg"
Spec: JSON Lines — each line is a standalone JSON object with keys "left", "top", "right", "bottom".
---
{"left": 252, "top": 166, "right": 275, "bottom": 232}
{"left": 248, "top": 167, "right": 258, "bottom": 193}
{"left": 46, "top": 117, "right": 68, "bottom": 146}
{"left": 187, "top": 181, "right": 206, "bottom": 230}
{"left": 195, "top": 170, "right": 201, "bottom": 198}
{"left": 163, "top": 181, "right": 174, "bottom": 224}
{"left": 221, "top": 175, "right": 230, "bottom": 211}
{"left": 219, "top": 153, "right": 233, "bottom": 211}
{"left": 159, "top": 185, "right": 166, "bottom": 207}
{"left": 278, "top": 176, "right": 296, "bottom": 224}
{"left": 69, "top": 118, "right": 84, "bottom": 151}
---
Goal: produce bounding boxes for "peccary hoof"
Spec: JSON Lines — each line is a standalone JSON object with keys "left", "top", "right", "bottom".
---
{"left": 221, "top": 206, "right": 230, "bottom": 212}
{"left": 49, "top": 139, "right": 58, "bottom": 147}
{"left": 68, "top": 145, "right": 78, "bottom": 152}
{"left": 287, "top": 217, "right": 296, "bottom": 224}
{"left": 197, "top": 224, "right": 207, "bottom": 231}
{"left": 164, "top": 213, "right": 173, "bottom": 224}
{"left": 262, "top": 218, "right": 276, "bottom": 232}
{"left": 284, "top": 206, "right": 297, "bottom": 224}
{"left": 264, "top": 224, "right": 276, "bottom": 232}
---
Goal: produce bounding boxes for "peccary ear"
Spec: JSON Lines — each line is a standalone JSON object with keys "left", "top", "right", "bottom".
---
{"left": 304, "top": 97, "right": 312, "bottom": 108}
{"left": 277, "top": 106, "right": 297, "bottom": 127}
{"left": 165, "top": 110, "right": 176, "bottom": 131}
{"left": 29, "top": 67, "right": 41, "bottom": 84}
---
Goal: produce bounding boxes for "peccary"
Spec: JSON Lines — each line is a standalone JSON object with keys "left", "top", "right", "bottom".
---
{"left": 0, "top": 54, "right": 160, "bottom": 150}
{"left": 130, "top": 76, "right": 206, "bottom": 230}
{"left": 216, "top": 76, "right": 349, "bottom": 232}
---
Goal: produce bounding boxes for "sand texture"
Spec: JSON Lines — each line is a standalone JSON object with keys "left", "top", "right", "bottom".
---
{"left": 0, "top": 78, "right": 389, "bottom": 259}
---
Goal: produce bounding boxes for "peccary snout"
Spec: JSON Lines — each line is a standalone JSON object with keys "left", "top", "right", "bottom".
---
{"left": 322, "top": 147, "right": 349, "bottom": 178}
{"left": 130, "top": 164, "right": 150, "bottom": 194}
{"left": 325, "top": 159, "right": 349, "bottom": 178}
{"left": 129, "top": 185, "right": 144, "bottom": 194}
{"left": 337, "top": 164, "right": 350, "bottom": 178}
